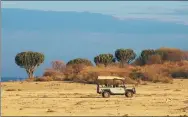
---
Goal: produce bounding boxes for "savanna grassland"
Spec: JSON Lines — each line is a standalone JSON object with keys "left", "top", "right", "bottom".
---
{"left": 1, "top": 47, "right": 188, "bottom": 116}
{"left": 1, "top": 79, "right": 188, "bottom": 116}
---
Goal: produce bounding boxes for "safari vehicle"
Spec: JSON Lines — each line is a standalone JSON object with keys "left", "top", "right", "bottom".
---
{"left": 96, "top": 76, "right": 136, "bottom": 98}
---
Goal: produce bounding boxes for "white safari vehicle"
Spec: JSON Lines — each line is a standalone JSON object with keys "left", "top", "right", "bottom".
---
{"left": 96, "top": 76, "right": 136, "bottom": 98}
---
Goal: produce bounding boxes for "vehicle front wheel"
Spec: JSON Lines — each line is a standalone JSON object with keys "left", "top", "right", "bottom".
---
{"left": 125, "top": 91, "right": 133, "bottom": 98}
{"left": 102, "top": 91, "right": 110, "bottom": 98}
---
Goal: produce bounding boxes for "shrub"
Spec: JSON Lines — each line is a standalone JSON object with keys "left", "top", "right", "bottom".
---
{"left": 135, "top": 48, "right": 186, "bottom": 66}
{"left": 83, "top": 72, "right": 99, "bottom": 84}
{"left": 96, "top": 64, "right": 106, "bottom": 68}
{"left": 51, "top": 60, "right": 66, "bottom": 72}
{"left": 73, "top": 74, "right": 84, "bottom": 82}
{"left": 146, "top": 54, "right": 163, "bottom": 65}
{"left": 183, "top": 51, "right": 188, "bottom": 60}
{"left": 52, "top": 76, "right": 65, "bottom": 81}
{"left": 43, "top": 69, "right": 63, "bottom": 77}
{"left": 139, "top": 64, "right": 173, "bottom": 83}
{"left": 124, "top": 77, "right": 137, "bottom": 84}
{"left": 167, "top": 62, "right": 188, "bottom": 79}
{"left": 129, "top": 69, "right": 146, "bottom": 81}
{"left": 132, "top": 57, "right": 144, "bottom": 66}
{"left": 64, "top": 66, "right": 74, "bottom": 75}
{"left": 156, "top": 48, "right": 184, "bottom": 61}
{"left": 69, "top": 72, "right": 98, "bottom": 84}
{"left": 64, "top": 74, "right": 75, "bottom": 81}
{"left": 43, "top": 69, "right": 65, "bottom": 81}
{"left": 40, "top": 56, "right": 188, "bottom": 84}
{"left": 171, "top": 69, "right": 188, "bottom": 78}
{"left": 109, "top": 62, "right": 121, "bottom": 67}
{"left": 71, "top": 64, "right": 85, "bottom": 74}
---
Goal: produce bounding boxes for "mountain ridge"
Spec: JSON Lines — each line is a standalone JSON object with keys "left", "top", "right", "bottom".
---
{"left": 2, "top": 8, "right": 188, "bottom": 34}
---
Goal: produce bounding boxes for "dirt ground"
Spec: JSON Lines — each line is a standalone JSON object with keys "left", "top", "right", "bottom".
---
{"left": 1, "top": 79, "right": 188, "bottom": 116}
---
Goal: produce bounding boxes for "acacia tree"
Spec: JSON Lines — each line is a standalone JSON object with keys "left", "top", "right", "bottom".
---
{"left": 94, "top": 54, "right": 114, "bottom": 67}
{"left": 66, "top": 58, "right": 93, "bottom": 66}
{"left": 15, "top": 51, "right": 45, "bottom": 78}
{"left": 115, "top": 49, "right": 136, "bottom": 67}
{"left": 140, "top": 49, "right": 156, "bottom": 64}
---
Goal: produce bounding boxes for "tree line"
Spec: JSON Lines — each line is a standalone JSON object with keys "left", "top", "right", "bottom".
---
{"left": 15, "top": 48, "right": 188, "bottom": 79}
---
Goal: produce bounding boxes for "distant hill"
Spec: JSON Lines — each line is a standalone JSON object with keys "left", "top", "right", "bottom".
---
{"left": 2, "top": 8, "right": 188, "bottom": 77}
{"left": 2, "top": 8, "right": 188, "bottom": 34}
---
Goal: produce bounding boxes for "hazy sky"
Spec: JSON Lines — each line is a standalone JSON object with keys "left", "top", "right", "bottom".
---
{"left": 2, "top": 1, "right": 188, "bottom": 78}
{"left": 2, "top": 1, "right": 188, "bottom": 25}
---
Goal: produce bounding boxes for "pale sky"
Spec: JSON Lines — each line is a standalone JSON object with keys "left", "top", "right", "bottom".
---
{"left": 2, "top": 1, "right": 188, "bottom": 24}
{"left": 2, "top": 1, "right": 188, "bottom": 78}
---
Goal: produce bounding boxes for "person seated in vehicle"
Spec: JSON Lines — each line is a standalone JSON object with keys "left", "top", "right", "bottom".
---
{"left": 113, "top": 82, "right": 119, "bottom": 87}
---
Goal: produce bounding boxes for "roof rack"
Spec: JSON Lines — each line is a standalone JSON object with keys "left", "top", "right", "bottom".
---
{"left": 97, "top": 76, "right": 125, "bottom": 80}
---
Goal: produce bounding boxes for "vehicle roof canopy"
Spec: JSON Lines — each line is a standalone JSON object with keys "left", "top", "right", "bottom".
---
{"left": 97, "top": 76, "right": 125, "bottom": 80}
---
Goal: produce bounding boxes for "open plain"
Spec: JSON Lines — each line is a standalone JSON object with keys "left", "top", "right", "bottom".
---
{"left": 1, "top": 79, "right": 188, "bottom": 116}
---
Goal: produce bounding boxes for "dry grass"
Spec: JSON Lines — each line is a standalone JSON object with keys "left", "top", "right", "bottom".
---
{"left": 135, "top": 61, "right": 188, "bottom": 83}
{"left": 122, "top": 114, "right": 129, "bottom": 117}
{"left": 2, "top": 79, "right": 188, "bottom": 116}
{"left": 18, "top": 89, "right": 22, "bottom": 91}
{"left": 35, "top": 76, "right": 54, "bottom": 82}
{"left": 5, "top": 89, "right": 17, "bottom": 91}
{"left": 46, "top": 109, "right": 56, "bottom": 113}
{"left": 43, "top": 68, "right": 64, "bottom": 77}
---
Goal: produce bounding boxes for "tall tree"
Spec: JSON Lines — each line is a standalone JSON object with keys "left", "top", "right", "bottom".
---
{"left": 140, "top": 49, "right": 156, "bottom": 64}
{"left": 66, "top": 58, "right": 93, "bottom": 66}
{"left": 15, "top": 51, "right": 45, "bottom": 78}
{"left": 94, "top": 54, "right": 114, "bottom": 67}
{"left": 115, "top": 49, "right": 136, "bottom": 67}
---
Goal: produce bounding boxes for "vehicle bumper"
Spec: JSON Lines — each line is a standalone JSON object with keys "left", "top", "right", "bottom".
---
{"left": 97, "top": 92, "right": 102, "bottom": 94}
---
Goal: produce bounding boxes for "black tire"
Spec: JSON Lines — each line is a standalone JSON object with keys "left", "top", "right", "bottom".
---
{"left": 125, "top": 91, "right": 133, "bottom": 98}
{"left": 102, "top": 91, "right": 110, "bottom": 98}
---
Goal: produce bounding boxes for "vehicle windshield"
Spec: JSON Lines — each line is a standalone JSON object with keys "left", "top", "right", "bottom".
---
{"left": 98, "top": 79, "right": 124, "bottom": 87}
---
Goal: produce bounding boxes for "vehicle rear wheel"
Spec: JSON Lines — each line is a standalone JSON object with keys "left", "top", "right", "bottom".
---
{"left": 102, "top": 91, "right": 110, "bottom": 98}
{"left": 125, "top": 91, "right": 133, "bottom": 98}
